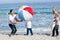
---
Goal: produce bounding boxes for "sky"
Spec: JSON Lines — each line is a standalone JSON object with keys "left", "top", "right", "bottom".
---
{"left": 0, "top": 0, "right": 60, "bottom": 4}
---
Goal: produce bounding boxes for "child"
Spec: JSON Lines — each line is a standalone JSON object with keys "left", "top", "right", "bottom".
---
{"left": 25, "top": 20, "right": 33, "bottom": 35}
{"left": 51, "top": 17, "right": 59, "bottom": 36}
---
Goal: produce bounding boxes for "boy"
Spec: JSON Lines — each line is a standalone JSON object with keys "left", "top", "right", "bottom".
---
{"left": 25, "top": 20, "right": 33, "bottom": 35}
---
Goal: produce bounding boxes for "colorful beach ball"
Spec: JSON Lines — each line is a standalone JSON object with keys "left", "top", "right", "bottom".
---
{"left": 18, "top": 5, "right": 34, "bottom": 21}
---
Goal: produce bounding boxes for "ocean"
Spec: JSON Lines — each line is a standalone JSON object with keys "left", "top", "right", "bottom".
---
{"left": 0, "top": 2, "right": 60, "bottom": 34}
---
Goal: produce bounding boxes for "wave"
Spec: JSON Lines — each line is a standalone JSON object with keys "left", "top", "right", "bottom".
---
{"left": 0, "top": 27, "right": 60, "bottom": 34}
{"left": 0, "top": 11, "right": 52, "bottom": 14}
{"left": 0, "top": 28, "right": 50, "bottom": 34}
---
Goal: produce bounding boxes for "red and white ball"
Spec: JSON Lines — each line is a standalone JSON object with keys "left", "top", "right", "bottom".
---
{"left": 18, "top": 5, "right": 34, "bottom": 21}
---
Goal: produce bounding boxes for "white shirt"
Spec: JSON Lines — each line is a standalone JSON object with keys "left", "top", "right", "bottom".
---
{"left": 26, "top": 21, "right": 32, "bottom": 28}
{"left": 55, "top": 17, "right": 59, "bottom": 25}
{"left": 52, "top": 17, "right": 59, "bottom": 28}
{"left": 52, "top": 22, "right": 55, "bottom": 28}
{"left": 9, "top": 14, "right": 16, "bottom": 24}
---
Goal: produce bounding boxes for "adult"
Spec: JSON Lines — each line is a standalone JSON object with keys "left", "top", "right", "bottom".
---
{"left": 9, "top": 9, "right": 22, "bottom": 36}
{"left": 51, "top": 7, "right": 59, "bottom": 36}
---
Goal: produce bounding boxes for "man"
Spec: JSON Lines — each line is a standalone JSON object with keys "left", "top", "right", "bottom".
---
{"left": 9, "top": 9, "right": 22, "bottom": 37}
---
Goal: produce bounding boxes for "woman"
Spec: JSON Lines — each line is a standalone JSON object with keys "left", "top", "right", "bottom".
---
{"left": 51, "top": 7, "right": 59, "bottom": 36}
{"left": 9, "top": 9, "right": 22, "bottom": 36}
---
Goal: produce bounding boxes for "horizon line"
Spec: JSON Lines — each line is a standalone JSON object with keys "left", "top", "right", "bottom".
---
{"left": 0, "top": 1, "right": 60, "bottom": 4}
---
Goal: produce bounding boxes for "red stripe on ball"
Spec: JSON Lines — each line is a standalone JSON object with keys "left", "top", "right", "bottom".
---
{"left": 23, "top": 7, "right": 34, "bottom": 16}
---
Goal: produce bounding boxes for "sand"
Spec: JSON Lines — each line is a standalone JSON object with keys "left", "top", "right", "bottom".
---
{"left": 0, "top": 33, "right": 60, "bottom": 40}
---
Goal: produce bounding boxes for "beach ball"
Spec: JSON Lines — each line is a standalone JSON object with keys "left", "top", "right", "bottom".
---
{"left": 18, "top": 5, "right": 34, "bottom": 21}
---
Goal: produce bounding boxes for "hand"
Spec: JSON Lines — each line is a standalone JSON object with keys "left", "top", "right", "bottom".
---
{"left": 12, "top": 21, "right": 18, "bottom": 24}
{"left": 21, "top": 20, "right": 23, "bottom": 22}
{"left": 16, "top": 19, "right": 23, "bottom": 22}
{"left": 25, "top": 25, "right": 27, "bottom": 28}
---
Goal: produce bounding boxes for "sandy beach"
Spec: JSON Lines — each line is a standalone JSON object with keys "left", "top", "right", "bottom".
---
{"left": 0, "top": 33, "right": 60, "bottom": 40}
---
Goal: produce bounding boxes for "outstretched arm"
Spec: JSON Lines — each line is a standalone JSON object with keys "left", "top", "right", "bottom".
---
{"left": 15, "top": 17, "right": 23, "bottom": 22}
{"left": 50, "top": 21, "right": 53, "bottom": 33}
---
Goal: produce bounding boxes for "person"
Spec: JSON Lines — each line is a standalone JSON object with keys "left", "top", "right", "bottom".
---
{"left": 25, "top": 20, "right": 33, "bottom": 35}
{"left": 9, "top": 9, "right": 22, "bottom": 36}
{"left": 51, "top": 17, "right": 59, "bottom": 36}
{"left": 52, "top": 7, "right": 60, "bottom": 36}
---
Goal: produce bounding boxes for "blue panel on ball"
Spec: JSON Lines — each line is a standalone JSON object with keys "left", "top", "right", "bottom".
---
{"left": 18, "top": 10, "right": 25, "bottom": 20}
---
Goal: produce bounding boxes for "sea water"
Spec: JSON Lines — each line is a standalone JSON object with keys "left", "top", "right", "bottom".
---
{"left": 0, "top": 2, "right": 60, "bottom": 34}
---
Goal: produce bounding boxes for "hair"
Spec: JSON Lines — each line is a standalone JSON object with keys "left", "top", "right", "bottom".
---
{"left": 10, "top": 9, "right": 13, "bottom": 13}
{"left": 54, "top": 16, "right": 58, "bottom": 24}
{"left": 52, "top": 7, "right": 56, "bottom": 14}
{"left": 55, "top": 13, "right": 59, "bottom": 17}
